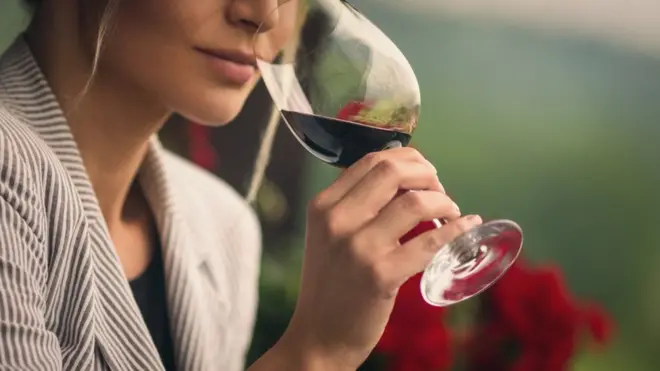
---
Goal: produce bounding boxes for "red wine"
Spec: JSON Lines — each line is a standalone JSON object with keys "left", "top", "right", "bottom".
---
{"left": 281, "top": 110, "right": 412, "bottom": 168}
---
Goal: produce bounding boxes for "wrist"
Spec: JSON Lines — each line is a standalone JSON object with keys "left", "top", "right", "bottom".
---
{"left": 273, "top": 327, "right": 355, "bottom": 371}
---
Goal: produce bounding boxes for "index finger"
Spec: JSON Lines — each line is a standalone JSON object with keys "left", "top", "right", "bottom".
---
{"left": 318, "top": 147, "right": 443, "bottom": 206}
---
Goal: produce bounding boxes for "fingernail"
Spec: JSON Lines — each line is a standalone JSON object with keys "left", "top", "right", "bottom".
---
{"left": 467, "top": 214, "right": 482, "bottom": 223}
{"left": 452, "top": 202, "right": 460, "bottom": 214}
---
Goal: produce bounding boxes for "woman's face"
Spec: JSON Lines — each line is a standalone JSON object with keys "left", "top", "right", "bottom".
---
{"left": 94, "top": 0, "right": 298, "bottom": 125}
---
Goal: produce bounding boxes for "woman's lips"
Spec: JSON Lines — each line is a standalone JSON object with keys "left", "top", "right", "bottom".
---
{"left": 197, "top": 48, "right": 256, "bottom": 85}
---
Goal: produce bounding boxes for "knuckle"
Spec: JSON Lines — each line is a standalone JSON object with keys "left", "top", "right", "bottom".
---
{"left": 323, "top": 206, "right": 346, "bottom": 237}
{"left": 425, "top": 163, "right": 439, "bottom": 178}
{"left": 346, "top": 232, "right": 375, "bottom": 264}
{"left": 362, "top": 151, "right": 385, "bottom": 168}
{"left": 375, "top": 158, "right": 402, "bottom": 178}
{"left": 345, "top": 235, "right": 399, "bottom": 296}
{"left": 400, "top": 146, "right": 426, "bottom": 164}
{"left": 348, "top": 232, "right": 385, "bottom": 261}
{"left": 307, "top": 196, "right": 325, "bottom": 215}
{"left": 362, "top": 151, "right": 380, "bottom": 163}
{"left": 406, "top": 147, "right": 424, "bottom": 159}
{"left": 347, "top": 235, "right": 378, "bottom": 269}
{"left": 423, "top": 172, "right": 441, "bottom": 189}
{"left": 346, "top": 231, "right": 367, "bottom": 252}
{"left": 400, "top": 191, "right": 426, "bottom": 214}
{"left": 398, "top": 146, "right": 415, "bottom": 155}
{"left": 423, "top": 230, "right": 447, "bottom": 252}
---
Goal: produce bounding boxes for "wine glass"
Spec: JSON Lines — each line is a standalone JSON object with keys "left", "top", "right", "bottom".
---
{"left": 252, "top": 0, "right": 523, "bottom": 306}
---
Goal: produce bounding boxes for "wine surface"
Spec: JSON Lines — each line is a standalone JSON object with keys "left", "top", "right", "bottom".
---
{"left": 281, "top": 110, "right": 412, "bottom": 167}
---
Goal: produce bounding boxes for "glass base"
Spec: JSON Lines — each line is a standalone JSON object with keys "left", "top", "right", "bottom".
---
{"left": 420, "top": 219, "right": 523, "bottom": 307}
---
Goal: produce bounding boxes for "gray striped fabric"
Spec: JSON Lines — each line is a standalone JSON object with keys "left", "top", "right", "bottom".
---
{"left": 0, "top": 36, "right": 262, "bottom": 371}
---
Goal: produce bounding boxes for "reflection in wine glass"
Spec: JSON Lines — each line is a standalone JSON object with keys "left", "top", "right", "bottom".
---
{"left": 253, "top": 0, "right": 523, "bottom": 307}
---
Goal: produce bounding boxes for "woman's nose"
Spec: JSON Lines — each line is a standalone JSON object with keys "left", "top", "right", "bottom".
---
{"left": 229, "top": 0, "right": 282, "bottom": 33}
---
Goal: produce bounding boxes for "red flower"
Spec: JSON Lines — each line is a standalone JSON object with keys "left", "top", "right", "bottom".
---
{"left": 492, "top": 264, "right": 577, "bottom": 344}
{"left": 464, "top": 260, "right": 614, "bottom": 371}
{"left": 377, "top": 273, "right": 453, "bottom": 371}
{"left": 187, "top": 123, "right": 218, "bottom": 171}
{"left": 582, "top": 303, "right": 614, "bottom": 346}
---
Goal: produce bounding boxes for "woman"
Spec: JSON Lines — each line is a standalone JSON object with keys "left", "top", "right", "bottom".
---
{"left": 0, "top": 0, "right": 482, "bottom": 370}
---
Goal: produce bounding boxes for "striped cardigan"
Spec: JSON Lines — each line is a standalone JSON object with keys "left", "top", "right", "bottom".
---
{"left": 0, "top": 36, "right": 262, "bottom": 370}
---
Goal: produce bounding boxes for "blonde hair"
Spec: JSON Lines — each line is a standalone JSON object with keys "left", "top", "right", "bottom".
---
{"left": 245, "top": 102, "right": 281, "bottom": 204}
{"left": 245, "top": 40, "right": 300, "bottom": 204}
{"left": 67, "top": 0, "right": 120, "bottom": 110}
{"left": 246, "top": 3, "right": 308, "bottom": 204}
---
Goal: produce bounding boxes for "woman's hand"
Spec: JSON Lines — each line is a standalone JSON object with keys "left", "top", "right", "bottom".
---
{"left": 277, "top": 147, "right": 483, "bottom": 370}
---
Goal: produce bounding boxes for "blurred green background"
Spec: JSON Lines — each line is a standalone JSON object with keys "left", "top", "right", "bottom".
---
{"left": 305, "top": 3, "right": 660, "bottom": 369}
{"left": 2, "top": 0, "right": 659, "bottom": 369}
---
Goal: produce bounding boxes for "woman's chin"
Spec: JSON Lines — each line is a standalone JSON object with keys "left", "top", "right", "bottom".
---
{"left": 176, "top": 104, "right": 243, "bottom": 127}
{"left": 179, "top": 87, "right": 261, "bottom": 126}
{"left": 180, "top": 115, "right": 233, "bottom": 127}
{"left": 169, "top": 83, "right": 260, "bottom": 126}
